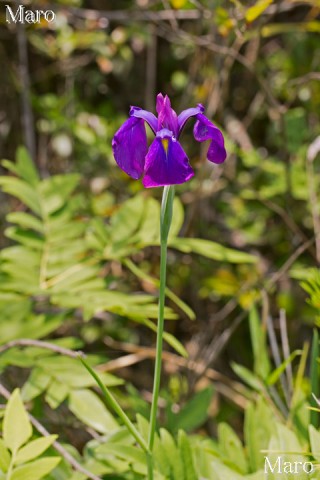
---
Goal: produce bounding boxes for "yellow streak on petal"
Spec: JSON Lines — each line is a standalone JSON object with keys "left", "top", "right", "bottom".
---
{"left": 162, "top": 139, "right": 169, "bottom": 153}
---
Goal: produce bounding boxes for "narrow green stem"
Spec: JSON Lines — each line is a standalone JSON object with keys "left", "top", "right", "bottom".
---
{"left": 80, "top": 186, "right": 174, "bottom": 480}
{"left": 147, "top": 186, "right": 174, "bottom": 478}
{"left": 147, "top": 452, "right": 153, "bottom": 480}
{"left": 80, "top": 356, "right": 149, "bottom": 454}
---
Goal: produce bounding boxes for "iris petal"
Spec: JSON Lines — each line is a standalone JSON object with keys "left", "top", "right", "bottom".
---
{"left": 143, "top": 129, "right": 194, "bottom": 188}
{"left": 177, "top": 104, "right": 204, "bottom": 135}
{"left": 112, "top": 117, "right": 147, "bottom": 179}
{"left": 130, "top": 106, "right": 158, "bottom": 134}
{"left": 156, "top": 93, "right": 179, "bottom": 137}
{"left": 156, "top": 93, "right": 165, "bottom": 114}
{"left": 193, "top": 113, "right": 227, "bottom": 164}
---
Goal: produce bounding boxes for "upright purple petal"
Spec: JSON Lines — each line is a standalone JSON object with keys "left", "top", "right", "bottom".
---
{"left": 177, "top": 104, "right": 204, "bottom": 136}
{"left": 143, "top": 129, "right": 194, "bottom": 188}
{"left": 156, "top": 93, "right": 179, "bottom": 137}
{"left": 130, "top": 106, "right": 158, "bottom": 134}
{"left": 193, "top": 113, "right": 227, "bottom": 164}
{"left": 112, "top": 117, "right": 147, "bottom": 179}
{"left": 156, "top": 93, "right": 165, "bottom": 114}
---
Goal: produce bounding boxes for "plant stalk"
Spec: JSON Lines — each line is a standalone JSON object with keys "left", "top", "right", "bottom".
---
{"left": 147, "top": 185, "right": 174, "bottom": 479}
{"left": 80, "top": 357, "right": 149, "bottom": 454}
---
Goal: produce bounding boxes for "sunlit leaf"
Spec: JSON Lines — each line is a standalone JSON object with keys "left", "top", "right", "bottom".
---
{"left": 0, "top": 439, "right": 11, "bottom": 472}
{"left": 15, "top": 435, "right": 57, "bottom": 465}
{"left": 3, "top": 389, "right": 32, "bottom": 453}
{"left": 11, "top": 457, "right": 60, "bottom": 480}
{"left": 69, "top": 389, "right": 118, "bottom": 433}
{"left": 245, "top": 0, "right": 273, "bottom": 23}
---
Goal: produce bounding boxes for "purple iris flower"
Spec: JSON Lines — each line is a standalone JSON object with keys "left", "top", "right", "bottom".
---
{"left": 112, "top": 93, "right": 226, "bottom": 188}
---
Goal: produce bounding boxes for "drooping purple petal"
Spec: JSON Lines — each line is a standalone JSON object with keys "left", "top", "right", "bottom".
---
{"left": 156, "top": 93, "right": 179, "bottom": 137}
{"left": 130, "top": 106, "right": 158, "bottom": 134}
{"left": 177, "top": 104, "right": 204, "bottom": 136}
{"left": 112, "top": 117, "right": 147, "bottom": 179}
{"left": 142, "top": 128, "right": 194, "bottom": 188}
{"left": 193, "top": 113, "right": 227, "bottom": 164}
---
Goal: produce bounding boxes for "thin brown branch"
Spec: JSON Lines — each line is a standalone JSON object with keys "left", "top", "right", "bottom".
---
{"left": 48, "top": 5, "right": 207, "bottom": 22}
{"left": 255, "top": 197, "right": 317, "bottom": 259}
{"left": 0, "top": 339, "right": 80, "bottom": 358}
{"left": 161, "top": 0, "right": 179, "bottom": 30}
{"left": 288, "top": 72, "right": 320, "bottom": 86}
{"left": 193, "top": 311, "right": 246, "bottom": 384}
{"left": 268, "top": 235, "right": 317, "bottom": 287}
{"left": 156, "top": 24, "right": 284, "bottom": 112}
{"left": 102, "top": 337, "right": 249, "bottom": 409}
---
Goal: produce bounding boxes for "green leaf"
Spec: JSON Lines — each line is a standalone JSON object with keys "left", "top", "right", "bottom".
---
{"left": 3, "top": 389, "right": 32, "bottom": 453}
{"left": 169, "top": 387, "right": 213, "bottom": 433}
{"left": 45, "top": 380, "right": 69, "bottom": 409}
{"left": 7, "top": 212, "right": 44, "bottom": 233}
{"left": 141, "top": 318, "right": 187, "bottom": 357}
{"left": 261, "top": 20, "right": 320, "bottom": 37}
{"left": 267, "top": 424, "right": 307, "bottom": 479}
{"left": 80, "top": 357, "right": 149, "bottom": 454}
{"left": 16, "top": 147, "right": 40, "bottom": 186}
{"left": 245, "top": 0, "right": 273, "bottom": 23}
{"left": 162, "top": 331, "right": 188, "bottom": 358}
{"left": 69, "top": 389, "right": 118, "bottom": 434}
{"left": 168, "top": 197, "right": 184, "bottom": 241}
{"left": 290, "top": 149, "right": 309, "bottom": 200}
{"left": 11, "top": 457, "right": 60, "bottom": 480}
{"left": 39, "top": 174, "right": 80, "bottom": 215}
{"left": 211, "top": 459, "right": 245, "bottom": 480}
{"left": 0, "top": 438, "right": 11, "bottom": 472}
{"left": 48, "top": 263, "right": 101, "bottom": 293}
{"left": 309, "top": 425, "right": 320, "bottom": 463}
{"left": 5, "top": 227, "right": 44, "bottom": 250}
{"left": 136, "top": 416, "right": 171, "bottom": 477}
{"left": 231, "top": 363, "right": 263, "bottom": 391}
{"left": 0, "top": 177, "right": 41, "bottom": 215}
{"left": 159, "top": 428, "right": 184, "bottom": 480}
{"left": 218, "top": 423, "right": 247, "bottom": 474}
{"left": 244, "top": 399, "right": 276, "bottom": 471}
{"left": 170, "top": 238, "right": 257, "bottom": 264}
{"left": 249, "top": 307, "right": 270, "bottom": 379}
{"left": 110, "top": 194, "right": 145, "bottom": 244}
{"left": 95, "top": 443, "right": 147, "bottom": 468}
{"left": 123, "top": 259, "right": 195, "bottom": 321}
{"left": 136, "top": 414, "right": 149, "bottom": 442}
{"left": 135, "top": 196, "right": 160, "bottom": 245}
{"left": 38, "top": 356, "right": 122, "bottom": 389}
{"left": 2, "top": 147, "right": 39, "bottom": 188}
{"left": 247, "top": 472, "right": 267, "bottom": 480}
{"left": 22, "top": 368, "right": 51, "bottom": 402}
{"left": 177, "top": 430, "right": 197, "bottom": 480}
{"left": 266, "top": 350, "right": 302, "bottom": 386}
{"left": 15, "top": 435, "right": 57, "bottom": 465}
